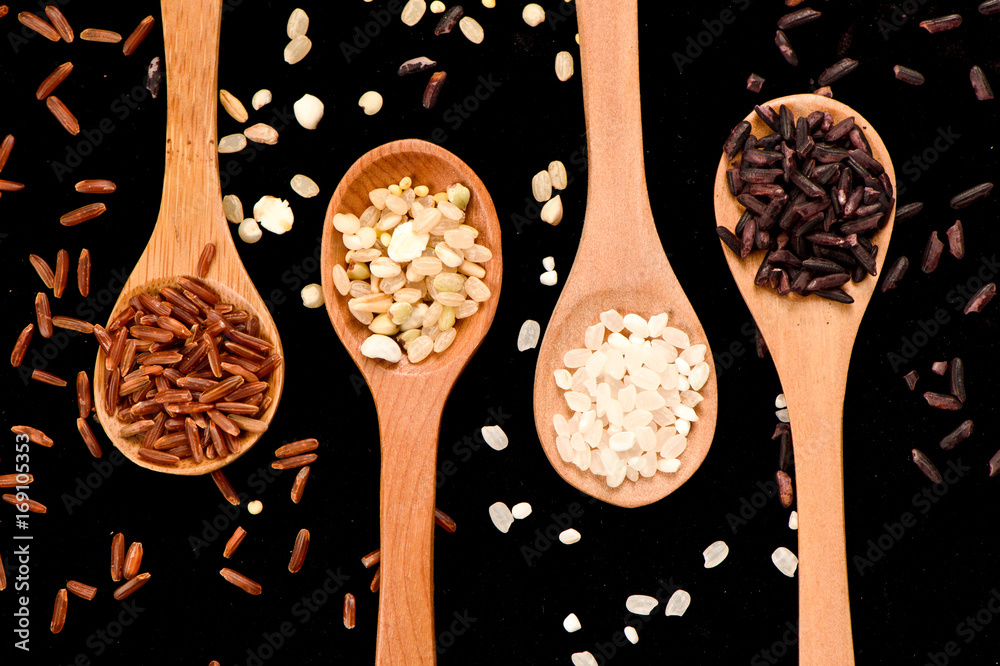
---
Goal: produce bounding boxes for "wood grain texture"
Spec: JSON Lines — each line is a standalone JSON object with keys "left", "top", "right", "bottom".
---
{"left": 92, "top": 0, "right": 284, "bottom": 476}
{"left": 713, "top": 94, "right": 897, "bottom": 666}
{"left": 320, "top": 139, "right": 502, "bottom": 666}
{"left": 531, "top": 0, "right": 718, "bottom": 508}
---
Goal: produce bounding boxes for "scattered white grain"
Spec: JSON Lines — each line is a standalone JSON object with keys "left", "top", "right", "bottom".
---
{"left": 238, "top": 218, "right": 262, "bottom": 243}
{"left": 401, "top": 0, "right": 427, "bottom": 26}
{"left": 517, "top": 319, "right": 541, "bottom": 351}
{"left": 775, "top": 393, "right": 786, "bottom": 409}
{"left": 571, "top": 652, "right": 598, "bottom": 666}
{"left": 247, "top": 500, "right": 263, "bottom": 515}
{"left": 300, "top": 283, "right": 324, "bottom": 308}
{"left": 286, "top": 8, "right": 309, "bottom": 39}
{"left": 664, "top": 589, "right": 691, "bottom": 617}
{"left": 254, "top": 195, "right": 294, "bottom": 234}
{"left": 252, "top": 89, "right": 271, "bottom": 110}
{"left": 359, "top": 90, "right": 383, "bottom": 115}
{"left": 555, "top": 50, "right": 575, "bottom": 82}
{"left": 540, "top": 195, "right": 563, "bottom": 225}
{"left": 459, "top": 16, "right": 484, "bottom": 43}
{"left": 290, "top": 174, "right": 320, "bottom": 198}
{"left": 218, "top": 133, "right": 247, "bottom": 153}
{"left": 563, "top": 613, "right": 581, "bottom": 633}
{"left": 283, "top": 35, "right": 312, "bottom": 64}
{"left": 559, "top": 528, "right": 581, "bottom": 544}
{"left": 540, "top": 270, "right": 558, "bottom": 286}
{"left": 430, "top": 0, "right": 446, "bottom": 11}
{"left": 776, "top": 408, "right": 789, "bottom": 423}
{"left": 293, "top": 93, "right": 324, "bottom": 129}
{"left": 788, "top": 511, "right": 798, "bottom": 530}
{"left": 702, "top": 540, "right": 729, "bottom": 568}
{"left": 481, "top": 425, "right": 508, "bottom": 451}
{"left": 511, "top": 502, "right": 532, "bottom": 519}
{"left": 522, "top": 3, "right": 545, "bottom": 26}
{"left": 625, "top": 595, "right": 658, "bottom": 615}
{"left": 542, "top": 256, "right": 555, "bottom": 271}
{"left": 360, "top": 335, "right": 402, "bottom": 362}
{"left": 772, "top": 547, "right": 798, "bottom": 577}
{"left": 488, "top": 502, "right": 514, "bottom": 533}
{"left": 624, "top": 626, "right": 638, "bottom": 644}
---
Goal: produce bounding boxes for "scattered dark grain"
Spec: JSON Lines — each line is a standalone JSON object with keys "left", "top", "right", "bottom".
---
{"left": 923, "top": 392, "right": 962, "bottom": 411}
{"left": 964, "top": 283, "right": 995, "bottom": 314}
{"left": 912, "top": 449, "right": 943, "bottom": 484}
{"left": 940, "top": 420, "right": 973, "bottom": 451}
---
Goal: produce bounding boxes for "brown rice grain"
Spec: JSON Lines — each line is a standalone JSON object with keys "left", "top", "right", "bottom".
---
{"left": 361, "top": 549, "right": 380, "bottom": 569}
{"left": 224, "top": 526, "right": 247, "bottom": 558}
{"left": 120, "top": 420, "right": 155, "bottom": 437}
{"left": 29, "top": 254, "right": 55, "bottom": 289}
{"left": 2, "top": 493, "right": 47, "bottom": 513}
{"left": 211, "top": 469, "right": 240, "bottom": 506}
{"left": 111, "top": 533, "right": 125, "bottom": 581}
{"left": 220, "top": 568, "right": 261, "bottom": 595}
{"left": 76, "top": 371, "right": 92, "bottom": 418}
{"left": 18, "top": 12, "right": 61, "bottom": 41}
{"left": 0, "top": 178, "right": 24, "bottom": 191}
{"left": 76, "top": 418, "right": 102, "bottom": 458}
{"left": 113, "top": 572, "right": 150, "bottom": 600}
{"left": 197, "top": 242, "right": 216, "bottom": 278}
{"left": 76, "top": 248, "right": 90, "bottom": 298}
{"left": 36, "top": 292, "right": 53, "bottom": 338}
{"left": 271, "top": 453, "right": 317, "bottom": 470}
{"left": 53, "top": 316, "right": 94, "bottom": 334}
{"left": 124, "top": 542, "right": 143, "bottom": 580}
{"left": 32, "top": 369, "right": 66, "bottom": 387}
{"left": 228, "top": 414, "right": 267, "bottom": 433}
{"left": 36, "top": 62, "right": 73, "bottom": 100}
{"left": 80, "top": 28, "right": 121, "bottom": 43}
{"left": 0, "top": 474, "right": 33, "bottom": 487}
{"left": 46, "top": 96, "right": 80, "bottom": 135}
{"left": 66, "top": 580, "right": 97, "bottom": 600}
{"left": 44, "top": 6, "right": 73, "bottom": 42}
{"left": 370, "top": 567, "right": 381, "bottom": 593}
{"left": 60, "top": 203, "right": 106, "bottom": 226}
{"left": 50, "top": 588, "right": 68, "bottom": 634}
{"left": 122, "top": 15, "right": 154, "bottom": 55}
{"left": 343, "top": 593, "right": 356, "bottom": 629}
{"left": 11, "top": 425, "right": 53, "bottom": 447}
{"left": 54, "top": 248, "right": 69, "bottom": 298}
{"left": 288, "top": 528, "right": 310, "bottom": 573}
{"left": 10, "top": 324, "right": 34, "bottom": 367}
{"left": 276, "top": 438, "right": 319, "bottom": 458}
{"left": 434, "top": 507, "right": 457, "bottom": 533}
{"left": 291, "top": 466, "right": 310, "bottom": 504}
{"left": 75, "top": 179, "right": 115, "bottom": 194}
{"left": 136, "top": 448, "right": 179, "bottom": 465}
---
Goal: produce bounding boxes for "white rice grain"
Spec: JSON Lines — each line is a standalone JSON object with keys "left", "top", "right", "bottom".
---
{"left": 772, "top": 547, "right": 798, "bottom": 577}
{"left": 625, "top": 594, "right": 658, "bottom": 615}
{"left": 702, "top": 540, "right": 729, "bottom": 568}
{"left": 481, "top": 425, "right": 508, "bottom": 451}
{"left": 488, "top": 502, "right": 514, "bottom": 533}
{"left": 664, "top": 589, "right": 691, "bottom": 617}
{"left": 517, "top": 319, "right": 541, "bottom": 351}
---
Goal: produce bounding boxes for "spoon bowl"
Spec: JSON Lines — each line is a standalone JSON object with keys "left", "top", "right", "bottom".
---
{"left": 320, "top": 139, "right": 501, "bottom": 665}
{"left": 92, "top": 0, "right": 284, "bottom": 476}
{"left": 713, "top": 93, "right": 896, "bottom": 666}
{"left": 532, "top": 0, "right": 717, "bottom": 508}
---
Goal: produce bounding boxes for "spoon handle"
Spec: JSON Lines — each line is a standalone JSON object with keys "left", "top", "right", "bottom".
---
{"left": 151, "top": 0, "right": 228, "bottom": 274}
{"left": 785, "top": 384, "right": 855, "bottom": 666}
{"left": 375, "top": 400, "right": 442, "bottom": 665}
{"left": 574, "top": 0, "right": 665, "bottom": 278}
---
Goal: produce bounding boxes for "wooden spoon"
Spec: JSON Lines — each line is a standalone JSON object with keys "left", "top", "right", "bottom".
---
{"left": 92, "top": 0, "right": 284, "bottom": 476}
{"left": 532, "top": 0, "right": 718, "bottom": 508}
{"left": 320, "top": 139, "right": 502, "bottom": 665}
{"left": 713, "top": 94, "right": 896, "bottom": 666}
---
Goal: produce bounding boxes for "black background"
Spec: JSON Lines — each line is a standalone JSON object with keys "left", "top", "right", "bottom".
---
{"left": 1, "top": 1, "right": 999, "bottom": 664}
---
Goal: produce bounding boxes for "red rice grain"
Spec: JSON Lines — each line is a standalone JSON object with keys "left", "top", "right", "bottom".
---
{"left": 10, "top": 324, "right": 34, "bottom": 367}
{"left": 50, "top": 588, "right": 68, "bottom": 634}
{"left": 32, "top": 369, "right": 67, "bottom": 387}
{"left": 54, "top": 249, "right": 69, "bottom": 298}
{"left": 224, "top": 526, "right": 247, "bottom": 558}
{"left": 291, "top": 466, "right": 310, "bottom": 504}
{"left": 122, "top": 15, "right": 154, "bottom": 56}
{"left": 67, "top": 580, "right": 97, "bottom": 600}
{"left": 124, "top": 542, "right": 143, "bottom": 580}
{"left": 343, "top": 593, "right": 356, "bottom": 629}
{"left": 219, "top": 568, "right": 261, "bottom": 595}
{"left": 113, "top": 572, "right": 150, "bottom": 600}
{"left": 11, "top": 425, "right": 53, "bottom": 447}
{"left": 76, "top": 418, "right": 103, "bottom": 458}
{"left": 211, "top": 469, "right": 240, "bottom": 506}
{"left": 2, "top": 493, "right": 47, "bottom": 513}
{"left": 111, "top": 533, "right": 125, "bottom": 581}
{"left": 288, "top": 528, "right": 310, "bottom": 573}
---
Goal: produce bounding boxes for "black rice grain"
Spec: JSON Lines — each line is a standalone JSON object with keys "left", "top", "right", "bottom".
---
{"left": 880, "top": 256, "right": 908, "bottom": 292}
{"left": 949, "top": 358, "right": 966, "bottom": 402}
{"left": 964, "top": 283, "right": 996, "bottom": 314}
{"left": 724, "top": 120, "right": 752, "bottom": 158}
{"left": 924, "top": 392, "right": 962, "bottom": 411}
{"left": 950, "top": 182, "right": 993, "bottom": 209}
{"left": 774, "top": 30, "right": 798, "bottom": 66}
{"left": 970, "top": 66, "right": 994, "bottom": 100}
{"left": 921, "top": 231, "right": 944, "bottom": 273}
{"left": 919, "top": 14, "right": 962, "bottom": 33}
{"left": 939, "top": 420, "right": 973, "bottom": 451}
{"left": 981, "top": 0, "right": 1000, "bottom": 15}
{"left": 747, "top": 73, "right": 765, "bottom": 93}
{"left": 893, "top": 65, "right": 925, "bottom": 85}
{"left": 912, "top": 449, "right": 943, "bottom": 484}
{"left": 894, "top": 201, "right": 923, "bottom": 222}
{"left": 904, "top": 370, "right": 919, "bottom": 391}
{"left": 716, "top": 227, "right": 742, "bottom": 255}
{"left": 946, "top": 221, "right": 965, "bottom": 258}
{"left": 434, "top": 5, "right": 463, "bottom": 35}
{"left": 818, "top": 58, "right": 859, "bottom": 86}
{"left": 989, "top": 449, "right": 1000, "bottom": 477}
{"left": 814, "top": 288, "right": 854, "bottom": 303}
{"left": 778, "top": 7, "right": 821, "bottom": 29}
